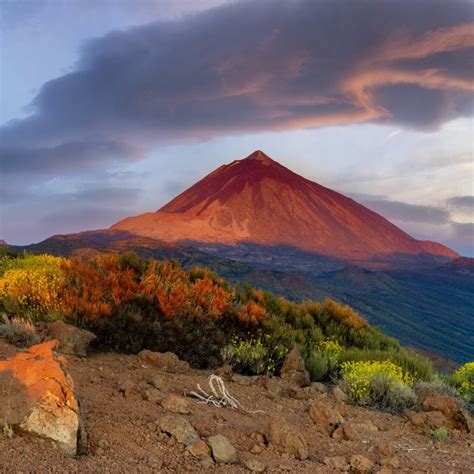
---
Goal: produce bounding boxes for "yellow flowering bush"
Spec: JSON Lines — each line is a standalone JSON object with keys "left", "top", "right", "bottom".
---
{"left": 0, "top": 255, "right": 65, "bottom": 321}
{"left": 451, "top": 362, "right": 474, "bottom": 402}
{"left": 340, "top": 360, "right": 413, "bottom": 407}
{"left": 318, "top": 339, "right": 343, "bottom": 360}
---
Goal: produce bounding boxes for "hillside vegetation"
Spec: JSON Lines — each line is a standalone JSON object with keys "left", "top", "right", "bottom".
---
{"left": 1, "top": 248, "right": 472, "bottom": 411}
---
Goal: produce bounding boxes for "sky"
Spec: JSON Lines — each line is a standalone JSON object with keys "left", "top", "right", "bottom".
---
{"left": 0, "top": 0, "right": 473, "bottom": 256}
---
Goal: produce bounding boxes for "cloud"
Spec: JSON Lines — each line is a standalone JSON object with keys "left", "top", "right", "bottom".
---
{"left": 446, "top": 195, "right": 474, "bottom": 211}
{"left": 1, "top": 0, "right": 473, "bottom": 176}
{"left": 354, "top": 196, "right": 452, "bottom": 224}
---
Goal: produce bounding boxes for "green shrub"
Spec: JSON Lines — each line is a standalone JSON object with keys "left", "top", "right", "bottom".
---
{"left": 303, "top": 339, "right": 342, "bottom": 381}
{"left": 451, "top": 362, "right": 474, "bottom": 402}
{"left": 339, "top": 360, "right": 415, "bottom": 412}
{"left": 221, "top": 335, "right": 288, "bottom": 376}
{"left": 432, "top": 427, "right": 449, "bottom": 442}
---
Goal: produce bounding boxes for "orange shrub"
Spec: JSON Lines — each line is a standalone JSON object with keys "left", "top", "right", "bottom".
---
{"left": 238, "top": 300, "right": 266, "bottom": 326}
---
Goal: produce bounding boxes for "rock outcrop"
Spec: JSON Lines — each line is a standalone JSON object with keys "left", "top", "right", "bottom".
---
{"left": 279, "top": 346, "right": 310, "bottom": 388}
{"left": 0, "top": 340, "right": 86, "bottom": 456}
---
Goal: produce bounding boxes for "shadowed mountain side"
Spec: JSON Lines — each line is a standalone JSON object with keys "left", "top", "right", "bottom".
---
{"left": 112, "top": 151, "right": 457, "bottom": 261}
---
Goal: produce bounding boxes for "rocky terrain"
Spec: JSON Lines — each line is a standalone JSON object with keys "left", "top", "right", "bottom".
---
{"left": 0, "top": 336, "right": 472, "bottom": 473}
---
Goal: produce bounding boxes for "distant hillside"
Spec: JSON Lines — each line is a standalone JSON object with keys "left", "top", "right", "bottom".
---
{"left": 10, "top": 232, "right": 473, "bottom": 364}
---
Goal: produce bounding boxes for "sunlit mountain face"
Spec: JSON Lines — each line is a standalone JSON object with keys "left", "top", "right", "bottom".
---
{"left": 112, "top": 150, "right": 457, "bottom": 261}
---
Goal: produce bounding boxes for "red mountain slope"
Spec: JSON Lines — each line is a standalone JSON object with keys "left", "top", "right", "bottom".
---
{"left": 112, "top": 150, "right": 457, "bottom": 260}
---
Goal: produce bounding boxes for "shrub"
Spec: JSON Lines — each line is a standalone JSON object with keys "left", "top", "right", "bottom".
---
{"left": 339, "top": 360, "right": 415, "bottom": 412}
{"left": 451, "top": 362, "right": 474, "bottom": 402}
{"left": 432, "top": 427, "right": 449, "bottom": 442}
{"left": 0, "top": 255, "right": 64, "bottom": 321}
{"left": 221, "top": 335, "right": 288, "bottom": 376}
{"left": 0, "top": 315, "right": 41, "bottom": 347}
{"left": 304, "top": 339, "right": 343, "bottom": 381}
{"left": 414, "top": 379, "right": 457, "bottom": 398}
{"left": 339, "top": 347, "right": 434, "bottom": 382}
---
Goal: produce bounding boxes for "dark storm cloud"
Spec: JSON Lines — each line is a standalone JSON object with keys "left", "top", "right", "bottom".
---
{"left": 1, "top": 0, "right": 473, "bottom": 175}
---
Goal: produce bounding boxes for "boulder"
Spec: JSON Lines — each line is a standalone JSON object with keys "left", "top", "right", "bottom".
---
{"left": 208, "top": 434, "right": 237, "bottom": 464}
{"left": 309, "top": 401, "right": 344, "bottom": 434}
{"left": 47, "top": 320, "right": 96, "bottom": 357}
{"left": 161, "top": 393, "right": 191, "bottom": 414}
{"left": 421, "top": 392, "right": 471, "bottom": 432}
{"left": 157, "top": 415, "right": 199, "bottom": 446}
{"left": 268, "top": 415, "right": 308, "bottom": 460}
{"left": 138, "top": 350, "right": 190, "bottom": 373}
{"left": 279, "top": 346, "right": 310, "bottom": 387}
{"left": 0, "top": 340, "right": 86, "bottom": 456}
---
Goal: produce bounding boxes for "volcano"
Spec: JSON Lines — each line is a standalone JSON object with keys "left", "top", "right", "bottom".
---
{"left": 112, "top": 150, "right": 457, "bottom": 260}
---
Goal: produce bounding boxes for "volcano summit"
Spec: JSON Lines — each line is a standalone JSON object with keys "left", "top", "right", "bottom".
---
{"left": 112, "top": 151, "right": 457, "bottom": 261}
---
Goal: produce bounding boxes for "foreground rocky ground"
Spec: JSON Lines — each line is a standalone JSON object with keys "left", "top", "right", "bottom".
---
{"left": 0, "top": 340, "right": 473, "bottom": 473}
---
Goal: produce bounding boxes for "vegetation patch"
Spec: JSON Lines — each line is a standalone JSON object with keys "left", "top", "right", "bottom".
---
{"left": 339, "top": 360, "right": 416, "bottom": 412}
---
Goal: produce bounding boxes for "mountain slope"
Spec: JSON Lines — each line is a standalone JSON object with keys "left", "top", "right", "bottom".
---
{"left": 112, "top": 150, "right": 456, "bottom": 260}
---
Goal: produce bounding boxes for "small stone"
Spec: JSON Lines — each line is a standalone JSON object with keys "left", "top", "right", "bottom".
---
{"left": 157, "top": 415, "right": 199, "bottom": 446}
{"left": 287, "top": 385, "right": 310, "bottom": 400}
{"left": 324, "top": 456, "right": 350, "bottom": 472}
{"left": 118, "top": 378, "right": 136, "bottom": 398}
{"left": 188, "top": 439, "right": 211, "bottom": 457}
{"left": 309, "top": 382, "right": 328, "bottom": 394}
{"left": 98, "top": 438, "right": 109, "bottom": 449}
{"left": 350, "top": 454, "right": 375, "bottom": 474}
{"left": 138, "top": 350, "right": 190, "bottom": 373}
{"left": 381, "top": 456, "right": 399, "bottom": 469}
{"left": 142, "top": 387, "right": 163, "bottom": 403}
{"left": 232, "top": 374, "right": 253, "bottom": 386}
{"left": 374, "top": 441, "right": 393, "bottom": 458}
{"left": 147, "top": 374, "right": 169, "bottom": 391}
{"left": 308, "top": 401, "right": 344, "bottom": 434}
{"left": 199, "top": 454, "right": 214, "bottom": 469}
{"left": 208, "top": 434, "right": 237, "bottom": 464}
{"left": 268, "top": 415, "right": 308, "bottom": 460}
{"left": 244, "top": 458, "right": 266, "bottom": 472}
{"left": 425, "top": 411, "right": 448, "bottom": 430}
{"left": 250, "top": 443, "right": 264, "bottom": 454}
{"left": 331, "top": 385, "right": 348, "bottom": 403}
{"left": 341, "top": 420, "right": 378, "bottom": 441}
{"left": 258, "top": 376, "right": 281, "bottom": 398}
{"left": 215, "top": 364, "right": 233, "bottom": 380}
{"left": 250, "top": 432, "right": 266, "bottom": 445}
{"left": 161, "top": 393, "right": 191, "bottom": 414}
